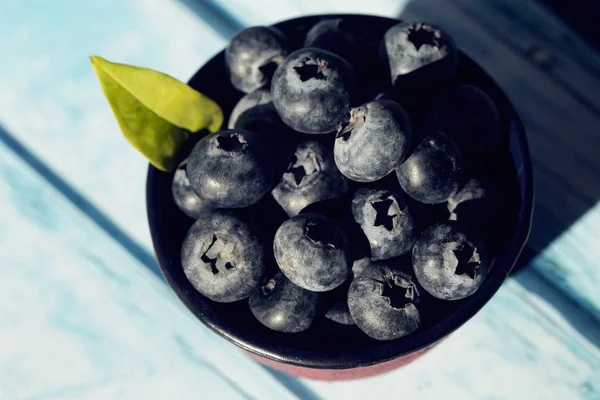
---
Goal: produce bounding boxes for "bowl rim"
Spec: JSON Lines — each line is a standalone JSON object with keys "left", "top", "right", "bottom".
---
{"left": 146, "top": 13, "right": 535, "bottom": 370}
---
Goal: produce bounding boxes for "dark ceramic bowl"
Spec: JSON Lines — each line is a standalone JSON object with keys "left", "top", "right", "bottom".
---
{"left": 146, "top": 14, "right": 534, "bottom": 380}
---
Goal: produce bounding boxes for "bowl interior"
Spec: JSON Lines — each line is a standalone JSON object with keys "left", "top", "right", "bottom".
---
{"left": 146, "top": 14, "right": 534, "bottom": 369}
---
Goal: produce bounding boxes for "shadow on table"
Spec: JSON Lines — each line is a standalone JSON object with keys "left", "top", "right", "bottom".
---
{"left": 178, "top": 0, "right": 243, "bottom": 38}
{"left": 536, "top": 0, "right": 600, "bottom": 50}
{"left": 0, "top": 125, "right": 162, "bottom": 280}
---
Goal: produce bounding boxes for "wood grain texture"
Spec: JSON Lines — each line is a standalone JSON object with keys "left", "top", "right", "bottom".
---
{"left": 2, "top": 0, "right": 600, "bottom": 398}
{"left": 452, "top": 0, "right": 600, "bottom": 114}
{"left": 531, "top": 203, "right": 600, "bottom": 324}
{"left": 207, "top": 0, "right": 409, "bottom": 27}
{"left": 536, "top": 0, "right": 600, "bottom": 51}
{"left": 0, "top": 0, "right": 228, "bottom": 251}
{"left": 400, "top": 0, "right": 600, "bottom": 323}
{"left": 0, "top": 142, "right": 297, "bottom": 400}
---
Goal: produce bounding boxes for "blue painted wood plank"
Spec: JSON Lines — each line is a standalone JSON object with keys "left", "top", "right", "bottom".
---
{"left": 208, "top": 0, "right": 409, "bottom": 27}
{"left": 0, "top": 142, "right": 297, "bottom": 400}
{"left": 531, "top": 205, "right": 600, "bottom": 323}
{"left": 452, "top": 0, "right": 600, "bottom": 115}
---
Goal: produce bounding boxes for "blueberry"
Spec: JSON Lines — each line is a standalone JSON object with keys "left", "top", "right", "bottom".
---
{"left": 429, "top": 85, "right": 501, "bottom": 154}
{"left": 351, "top": 187, "right": 418, "bottom": 261}
{"left": 181, "top": 210, "right": 268, "bottom": 303}
{"left": 228, "top": 89, "right": 276, "bottom": 129}
{"left": 380, "top": 22, "right": 457, "bottom": 89}
{"left": 334, "top": 100, "right": 412, "bottom": 182}
{"left": 412, "top": 221, "right": 489, "bottom": 300}
{"left": 245, "top": 193, "right": 290, "bottom": 242}
{"left": 226, "top": 26, "right": 289, "bottom": 93}
{"left": 396, "top": 133, "right": 463, "bottom": 204}
{"left": 448, "top": 178, "right": 503, "bottom": 230}
{"left": 227, "top": 90, "right": 297, "bottom": 153}
{"left": 325, "top": 297, "right": 355, "bottom": 325}
{"left": 299, "top": 198, "right": 372, "bottom": 261}
{"left": 348, "top": 260, "right": 422, "bottom": 340}
{"left": 271, "top": 48, "right": 356, "bottom": 134}
{"left": 272, "top": 140, "right": 349, "bottom": 217}
{"left": 273, "top": 213, "right": 351, "bottom": 292}
{"left": 187, "top": 129, "right": 276, "bottom": 208}
{"left": 324, "top": 256, "right": 373, "bottom": 326}
{"left": 172, "top": 158, "right": 212, "bottom": 219}
{"left": 304, "top": 18, "right": 380, "bottom": 79}
{"left": 351, "top": 256, "right": 373, "bottom": 278}
{"left": 249, "top": 270, "right": 319, "bottom": 333}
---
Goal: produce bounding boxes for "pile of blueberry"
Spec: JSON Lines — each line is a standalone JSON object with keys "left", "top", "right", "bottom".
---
{"left": 172, "top": 18, "right": 512, "bottom": 341}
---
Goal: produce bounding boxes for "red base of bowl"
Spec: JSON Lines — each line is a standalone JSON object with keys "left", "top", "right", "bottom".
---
{"left": 247, "top": 343, "right": 437, "bottom": 381}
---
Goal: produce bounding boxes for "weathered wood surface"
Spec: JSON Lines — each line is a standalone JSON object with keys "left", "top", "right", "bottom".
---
{"left": 198, "top": 0, "right": 408, "bottom": 28}
{"left": 0, "top": 0, "right": 228, "bottom": 251}
{"left": 0, "top": 138, "right": 300, "bottom": 400}
{"left": 453, "top": 0, "right": 600, "bottom": 113}
{"left": 2, "top": 0, "right": 600, "bottom": 398}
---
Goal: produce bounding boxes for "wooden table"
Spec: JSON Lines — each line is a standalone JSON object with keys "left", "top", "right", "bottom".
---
{"left": 1, "top": 0, "right": 599, "bottom": 398}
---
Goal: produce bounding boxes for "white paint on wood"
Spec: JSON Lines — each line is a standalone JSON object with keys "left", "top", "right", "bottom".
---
{"left": 0, "top": 0, "right": 227, "bottom": 251}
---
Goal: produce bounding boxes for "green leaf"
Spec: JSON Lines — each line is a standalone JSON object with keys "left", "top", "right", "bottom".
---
{"left": 91, "top": 56, "right": 223, "bottom": 171}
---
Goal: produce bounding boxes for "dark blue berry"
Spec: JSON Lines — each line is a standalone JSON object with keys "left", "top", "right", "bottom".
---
{"left": 334, "top": 100, "right": 412, "bottom": 182}
{"left": 271, "top": 48, "right": 356, "bottom": 134}
{"left": 325, "top": 297, "right": 355, "bottom": 325}
{"left": 226, "top": 26, "right": 289, "bottom": 93}
{"left": 249, "top": 270, "right": 319, "bottom": 333}
{"left": 396, "top": 133, "right": 463, "bottom": 204}
{"left": 412, "top": 221, "right": 489, "bottom": 300}
{"left": 273, "top": 213, "right": 351, "bottom": 292}
{"left": 304, "top": 18, "right": 380, "bottom": 79}
{"left": 228, "top": 89, "right": 276, "bottom": 129}
{"left": 299, "top": 198, "right": 372, "bottom": 262}
{"left": 324, "top": 256, "right": 373, "bottom": 326}
{"left": 187, "top": 129, "right": 276, "bottom": 208}
{"left": 348, "top": 260, "right": 422, "bottom": 340}
{"left": 172, "top": 158, "right": 212, "bottom": 219}
{"left": 429, "top": 85, "right": 502, "bottom": 154}
{"left": 272, "top": 140, "right": 349, "bottom": 217}
{"left": 448, "top": 178, "right": 503, "bottom": 230}
{"left": 351, "top": 187, "right": 418, "bottom": 261}
{"left": 380, "top": 22, "right": 457, "bottom": 89}
{"left": 181, "top": 210, "right": 268, "bottom": 303}
{"left": 352, "top": 256, "right": 372, "bottom": 278}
